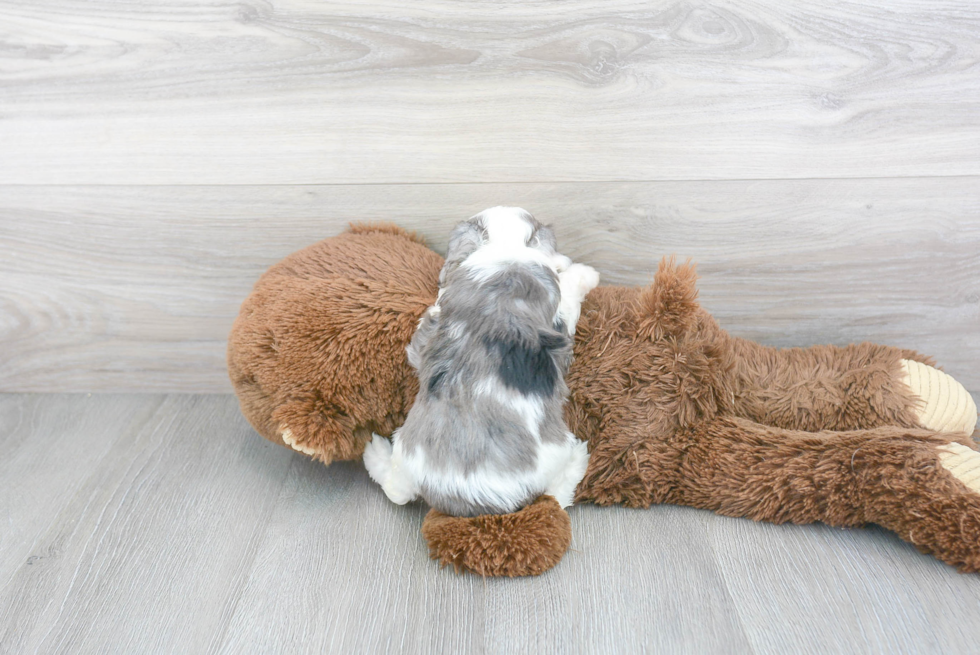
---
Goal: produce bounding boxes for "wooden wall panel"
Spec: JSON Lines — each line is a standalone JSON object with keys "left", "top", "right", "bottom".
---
{"left": 1, "top": 1, "right": 978, "bottom": 184}
{"left": 2, "top": 179, "right": 977, "bottom": 393}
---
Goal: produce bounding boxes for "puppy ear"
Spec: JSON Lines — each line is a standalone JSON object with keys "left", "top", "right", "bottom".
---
{"left": 407, "top": 308, "right": 439, "bottom": 370}
{"left": 440, "top": 220, "right": 485, "bottom": 287}
{"left": 539, "top": 328, "right": 573, "bottom": 376}
{"left": 537, "top": 329, "right": 570, "bottom": 353}
{"left": 535, "top": 224, "right": 559, "bottom": 252}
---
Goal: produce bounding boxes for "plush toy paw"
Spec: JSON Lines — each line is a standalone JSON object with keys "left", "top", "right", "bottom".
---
{"left": 280, "top": 426, "right": 319, "bottom": 457}
{"left": 937, "top": 442, "right": 980, "bottom": 494}
{"left": 900, "top": 360, "right": 978, "bottom": 434}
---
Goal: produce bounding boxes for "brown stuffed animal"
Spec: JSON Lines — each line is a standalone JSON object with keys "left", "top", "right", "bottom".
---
{"left": 228, "top": 224, "right": 979, "bottom": 577}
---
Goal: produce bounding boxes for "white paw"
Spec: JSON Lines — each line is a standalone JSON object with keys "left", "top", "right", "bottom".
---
{"left": 556, "top": 264, "right": 600, "bottom": 337}
{"left": 545, "top": 437, "right": 591, "bottom": 508}
{"left": 364, "top": 434, "right": 418, "bottom": 505}
{"left": 280, "top": 426, "right": 319, "bottom": 456}
{"left": 561, "top": 263, "right": 601, "bottom": 301}
{"left": 550, "top": 254, "right": 572, "bottom": 273}
{"left": 362, "top": 433, "right": 393, "bottom": 486}
{"left": 901, "top": 360, "right": 978, "bottom": 434}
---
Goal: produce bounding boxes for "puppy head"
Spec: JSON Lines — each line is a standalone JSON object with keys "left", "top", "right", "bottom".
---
{"left": 440, "top": 207, "right": 564, "bottom": 287}
{"left": 479, "top": 206, "right": 547, "bottom": 249}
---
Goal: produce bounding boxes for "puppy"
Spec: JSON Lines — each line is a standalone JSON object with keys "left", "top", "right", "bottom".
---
{"left": 363, "top": 207, "right": 600, "bottom": 517}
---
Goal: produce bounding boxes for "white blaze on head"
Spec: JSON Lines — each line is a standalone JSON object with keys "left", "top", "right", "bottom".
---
{"left": 460, "top": 206, "right": 557, "bottom": 281}
{"left": 480, "top": 207, "right": 534, "bottom": 247}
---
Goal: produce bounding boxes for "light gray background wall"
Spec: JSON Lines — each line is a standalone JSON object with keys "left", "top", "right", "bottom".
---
{"left": 1, "top": 0, "right": 977, "bottom": 394}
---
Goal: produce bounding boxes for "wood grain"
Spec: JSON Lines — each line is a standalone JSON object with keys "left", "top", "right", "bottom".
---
{"left": 0, "top": 394, "right": 295, "bottom": 654}
{"left": 3, "top": 394, "right": 980, "bottom": 654}
{"left": 1, "top": 1, "right": 979, "bottom": 184}
{"left": 480, "top": 504, "right": 752, "bottom": 654}
{"left": 2, "top": 179, "right": 977, "bottom": 393}
{"left": 0, "top": 395, "right": 163, "bottom": 585}
{"left": 706, "top": 518, "right": 980, "bottom": 653}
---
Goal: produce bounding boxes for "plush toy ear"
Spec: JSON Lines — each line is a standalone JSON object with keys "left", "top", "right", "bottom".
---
{"left": 421, "top": 496, "right": 572, "bottom": 577}
{"left": 637, "top": 256, "right": 701, "bottom": 341}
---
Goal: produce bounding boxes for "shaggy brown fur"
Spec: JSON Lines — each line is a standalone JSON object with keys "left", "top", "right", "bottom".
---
{"left": 422, "top": 495, "right": 571, "bottom": 577}
{"left": 228, "top": 224, "right": 442, "bottom": 465}
{"left": 229, "top": 225, "right": 980, "bottom": 576}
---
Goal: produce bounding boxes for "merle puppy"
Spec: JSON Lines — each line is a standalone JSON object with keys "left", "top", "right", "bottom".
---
{"left": 363, "top": 207, "right": 600, "bottom": 516}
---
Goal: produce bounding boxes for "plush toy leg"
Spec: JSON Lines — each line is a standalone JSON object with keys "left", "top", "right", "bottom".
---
{"left": 723, "top": 337, "right": 973, "bottom": 432}
{"left": 421, "top": 496, "right": 572, "bottom": 577}
{"left": 669, "top": 417, "right": 980, "bottom": 572}
{"left": 272, "top": 398, "right": 371, "bottom": 465}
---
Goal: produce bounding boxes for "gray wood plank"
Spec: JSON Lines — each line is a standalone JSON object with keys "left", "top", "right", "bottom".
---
{"left": 1, "top": 1, "right": 979, "bottom": 184}
{"left": 218, "top": 463, "right": 750, "bottom": 654}
{"left": 221, "top": 467, "right": 980, "bottom": 655}
{"left": 3, "top": 394, "right": 980, "bottom": 654}
{"left": 1, "top": 178, "right": 977, "bottom": 393}
{"left": 482, "top": 504, "right": 751, "bottom": 654}
{"left": 0, "top": 394, "right": 294, "bottom": 654}
{"left": 0, "top": 395, "right": 163, "bottom": 585}
{"left": 705, "top": 517, "right": 980, "bottom": 654}
{"left": 215, "top": 461, "right": 488, "bottom": 654}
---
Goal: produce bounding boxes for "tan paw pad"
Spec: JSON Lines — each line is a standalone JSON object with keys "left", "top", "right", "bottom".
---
{"left": 280, "top": 426, "right": 318, "bottom": 456}
{"left": 937, "top": 443, "right": 980, "bottom": 494}
{"left": 901, "top": 360, "right": 978, "bottom": 434}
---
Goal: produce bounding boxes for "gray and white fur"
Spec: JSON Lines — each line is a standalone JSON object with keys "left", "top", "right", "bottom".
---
{"left": 363, "top": 206, "right": 600, "bottom": 516}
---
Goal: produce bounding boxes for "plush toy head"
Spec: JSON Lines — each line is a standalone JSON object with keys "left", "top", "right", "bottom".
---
{"left": 228, "top": 224, "right": 441, "bottom": 465}
{"left": 229, "top": 224, "right": 979, "bottom": 577}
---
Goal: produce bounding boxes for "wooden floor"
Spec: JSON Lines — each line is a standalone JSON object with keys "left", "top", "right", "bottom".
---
{"left": 2, "top": 393, "right": 980, "bottom": 654}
